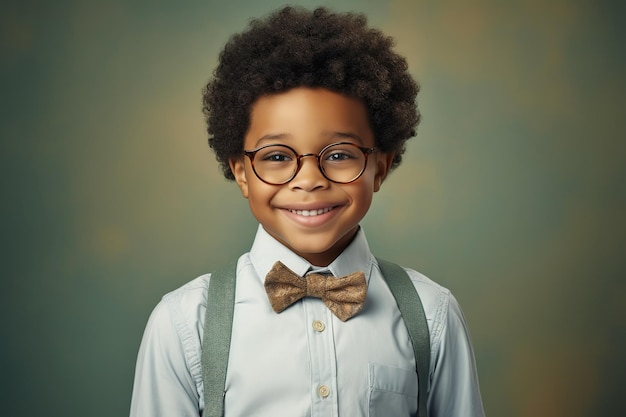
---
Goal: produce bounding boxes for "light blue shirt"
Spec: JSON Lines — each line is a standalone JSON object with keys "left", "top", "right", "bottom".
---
{"left": 130, "top": 225, "right": 485, "bottom": 416}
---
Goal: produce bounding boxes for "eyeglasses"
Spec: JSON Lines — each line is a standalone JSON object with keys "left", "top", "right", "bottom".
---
{"left": 243, "top": 142, "right": 378, "bottom": 185}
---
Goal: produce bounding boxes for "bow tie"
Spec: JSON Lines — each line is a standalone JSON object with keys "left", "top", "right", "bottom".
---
{"left": 264, "top": 261, "right": 367, "bottom": 322}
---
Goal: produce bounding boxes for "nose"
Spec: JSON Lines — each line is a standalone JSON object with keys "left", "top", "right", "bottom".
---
{"left": 289, "top": 154, "right": 328, "bottom": 191}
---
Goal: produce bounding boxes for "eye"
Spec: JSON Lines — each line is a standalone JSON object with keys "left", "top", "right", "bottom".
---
{"left": 325, "top": 148, "right": 359, "bottom": 162}
{"left": 266, "top": 153, "right": 291, "bottom": 162}
{"left": 258, "top": 149, "right": 294, "bottom": 163}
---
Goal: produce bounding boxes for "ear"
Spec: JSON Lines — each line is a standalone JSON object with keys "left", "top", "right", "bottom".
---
{"left": 373, "top": 152, "right": 395, "bottom": 192}
{"left": 229, "top": 157, "right": 249, "bottom": 198}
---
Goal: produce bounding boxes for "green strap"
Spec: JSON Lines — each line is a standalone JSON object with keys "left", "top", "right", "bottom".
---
{"left": 202, "top": 258, "right": 430, "bottom": 417}
{"left": 377, "top": 258, "right": 431, "bottom": 417}
{"left": 201, "top": 259, "right": 238, "bottom": 417}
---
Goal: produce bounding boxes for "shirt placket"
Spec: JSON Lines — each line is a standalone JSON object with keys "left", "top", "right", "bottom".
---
{"left": 303, "top": 272, "right": 339, "bottom": 417}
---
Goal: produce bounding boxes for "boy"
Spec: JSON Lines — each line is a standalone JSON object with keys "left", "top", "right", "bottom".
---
{"left": 130, "top": 6, "right": 485, "bottom": 417}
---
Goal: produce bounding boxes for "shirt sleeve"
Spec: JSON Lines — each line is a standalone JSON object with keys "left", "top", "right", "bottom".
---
{"left": 129, "top": 296, "right": 202, "bottom": 417}
{"left": 428, "top": 293, "right": 486, "bottom": 417}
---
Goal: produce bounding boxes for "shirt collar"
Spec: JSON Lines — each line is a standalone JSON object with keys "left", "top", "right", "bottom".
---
{"left": 248, "top": 224, "right": 374, "bottom": 284}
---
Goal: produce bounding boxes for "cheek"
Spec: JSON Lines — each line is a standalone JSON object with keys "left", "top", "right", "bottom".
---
{"left": 245, "top": 191, "right": 267, "bottom": 223}
{"left": 245, "top": 179, "right": 277, "bottom": 214}
{"left": 346, "top": 181, "right": 376, "bottom": 212}
{"left": 359, "top": 168, "right": 379, "bottom": 194}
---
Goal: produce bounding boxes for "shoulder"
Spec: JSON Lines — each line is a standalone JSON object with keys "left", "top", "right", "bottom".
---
{"left": 161, "top": 274, "right": 212, "bottom": 312}
{"left": 152, "top": 274, "right": 213, "bottom": 343}
{"left": 375, "top": 260, "right": 456, "bottom": 354}
{"left": 155, "top": 252, "right": 250, "bottom": 337}
{"left": 404, "top": 268, "right": 451, "bottom": 338}
{"left": 376, "top": 260, "right": 451, "bottom": 321}
{"left": 400, "top": 266, "right": 451, "bottom": 304}
{"left": 149, "top": 273, "right": 213, "bottom": 329}
{"left": 141, "top": 273, "right": 213, "bottom": 365}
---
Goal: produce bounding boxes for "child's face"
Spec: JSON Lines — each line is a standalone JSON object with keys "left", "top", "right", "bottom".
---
{"left": 230, "top": 88, "right": 394, "bottom": 266}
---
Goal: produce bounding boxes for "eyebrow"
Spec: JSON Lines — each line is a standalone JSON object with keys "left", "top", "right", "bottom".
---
{"left": 248, "top": 133, "right": 286, "bottom": 149}
{"left": 330, "top": 131, "right": 365, "bottom": 145}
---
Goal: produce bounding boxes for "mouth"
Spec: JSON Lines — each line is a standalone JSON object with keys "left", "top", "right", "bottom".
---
{"left": 287, "top": 207, "right": 335, "bottom": 217}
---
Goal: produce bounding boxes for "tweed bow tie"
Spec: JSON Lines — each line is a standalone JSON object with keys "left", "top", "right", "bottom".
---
{"left": 264, "top": 261, "right": 367, "bottom": 322}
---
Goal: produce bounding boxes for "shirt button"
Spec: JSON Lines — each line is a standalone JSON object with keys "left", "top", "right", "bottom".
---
{"left": 312, "top": 320, "right": 326, "bottom": 332}
{"left": 318, "top": 385, "right": 331, "bottom": 398}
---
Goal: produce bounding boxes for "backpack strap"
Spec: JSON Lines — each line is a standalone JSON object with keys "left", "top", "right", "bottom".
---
{"left": 377, "top": 258, "right": 431, "bottom": 417}
{"left": 201, "top": 258, "right": 430, "bottom": 417}
{"left": 201, "top": 259, "right": 238, "bottom": 417}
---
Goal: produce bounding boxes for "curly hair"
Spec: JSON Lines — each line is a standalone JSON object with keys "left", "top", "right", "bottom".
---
{"left": 202, "top": 6, "right": 420, "bottom": 180}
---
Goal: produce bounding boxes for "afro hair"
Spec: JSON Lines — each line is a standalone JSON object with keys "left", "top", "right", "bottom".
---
{"left": 202, "top": 6, "right": 420, "bottom": 180}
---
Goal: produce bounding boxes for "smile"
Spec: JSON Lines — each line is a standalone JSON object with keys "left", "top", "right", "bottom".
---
{"left": 288, "top": 207, "right": 334, "bottom": 217}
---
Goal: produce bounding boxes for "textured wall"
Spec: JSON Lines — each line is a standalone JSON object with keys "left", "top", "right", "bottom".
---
{"left": 1, "top": 0, "right": 624, "bottom": 416}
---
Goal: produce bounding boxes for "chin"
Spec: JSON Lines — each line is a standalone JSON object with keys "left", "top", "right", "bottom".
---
{"left": 287, "top": 233, "right": 355, "bottom": 261}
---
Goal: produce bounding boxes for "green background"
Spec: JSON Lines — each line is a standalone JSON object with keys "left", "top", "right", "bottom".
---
{"left": 1, "top": 0, "right": 624, "bottom": 416}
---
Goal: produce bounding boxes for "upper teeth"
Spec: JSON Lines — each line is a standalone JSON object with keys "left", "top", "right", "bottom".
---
{"left": 290, "top": 207, "right": 332, "bottom": 216}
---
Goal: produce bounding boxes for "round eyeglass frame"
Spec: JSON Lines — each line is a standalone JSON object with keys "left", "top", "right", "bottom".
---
{"left": 243, "top": 141, "right": 378, "bottom": 185}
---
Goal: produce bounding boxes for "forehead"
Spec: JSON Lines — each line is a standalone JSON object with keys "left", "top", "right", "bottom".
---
{"left": 245, "top": 87, "right": 374, "bottom": 149}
